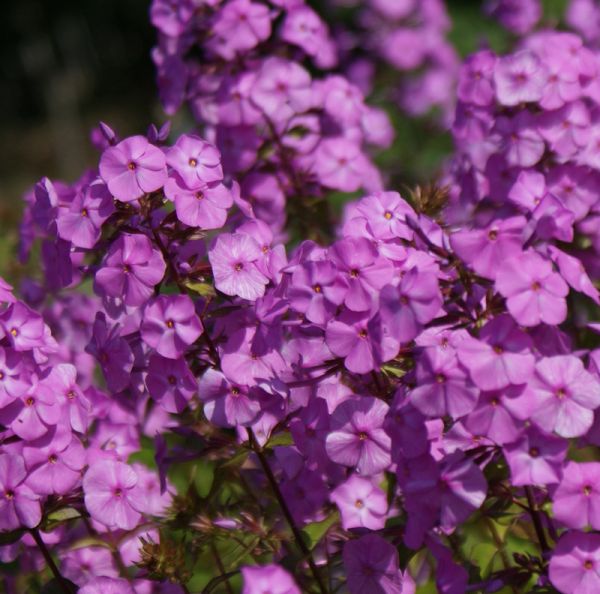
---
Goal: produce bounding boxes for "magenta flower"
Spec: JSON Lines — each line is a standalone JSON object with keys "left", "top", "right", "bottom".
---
{"left": 0, "top": 347, "right": 29, "bottom": 408}
{"left": 79, "top": 577, "right": 136, "bottom": 594}
{"left": 330, "top": 237, "right": 393, "bottom": 312}
{"left": 526, "top": 355, "right": 600, "bottom": 438}
{"left": 343, "top": 534, "right": 404, "bottom": 594}
{"left": 83, "top": 459, "right": 145, "bottom": 530}
{"left": 0, "top": 453, "right": 41, "bottom": 531}
{"left": 24, "top": 430, "right": 86, "bottom": 495}
{"left": 241, "top": 564, "right": 300, "bottom": 594}
{"left": 493, "top": 50, "right": 546, "bottom": 106}
{"left": 549, "top": 532, "right": 600, "bottom": 594}
{"left": 457, "top": 315, "right": 535, "bottom": 391}
{"left": 450, "top": 216, "right": 525, "bottom": 280}
{"left": 457, "top": 50, "right": 496, "bottom": 106}
{"left": 379, "top": 268, "right": 442, "bottom": 344}
{"left": 165, "top": 134, "right": 223, "bottom": 188}
{"left": 197, "top": 368, "right": 260, "bottom": 428}
{"left": 410, "top": 347, "right": 479, "bottom": 419}
{"left": 553, "top": 462, "right": 600, "bottom": 530}
{"left": 165, "top": 176, "right": 232, "bottom": 230}
{"left": 495, "top": 251, "right": 569, "bottom": 327}
{"left": 287, "top": 260, "right": 347, "bottom": 325}
{"left": 56, "top": 180, "right": 115, "bottom": 249}
{"left": 145, "top": 354, "right": 197, "bottom": 413}
{"left": 330, "top": 475, "right": 388, "bottom": 530}
{"left": 99, "top": 135, "right": 167, "bottom": 202}
{"left": 208, "top": 0, "right": 272, "bottom": 60}
{"left": 0, "top": 302, "right": 47, "bottom": 352}
{"left": 38, "top": 363, "right": 90, "bottom": 433}
{"left": 94, "top": 233, "right": 166, "bottom": 307}
{"left": 326, "top": 310, "right": 399, "bottom": 375}
{"left": 504, "top": 426, "right": 567, "bottom": 486}
{"left": 314, "top": 139, "right": 370, "bottom": 193}
{"left": 141, "top": 295, "right": 202, "bottom": 359}
{"left": 325, "top": 397, "right": 391, "bottom": 475}
{"left": 208, "top": 233, "right": 269, "bottom": 301}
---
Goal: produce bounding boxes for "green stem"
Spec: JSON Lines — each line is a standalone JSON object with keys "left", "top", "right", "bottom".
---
{"left": 247, "top": 429, "right": 329, "bottom": 594}
{"left": 30, "top": 528, "right": 74, "bottom": 594}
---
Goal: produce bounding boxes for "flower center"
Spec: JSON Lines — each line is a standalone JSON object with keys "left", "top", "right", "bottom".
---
{"left": 531, "top": 281, "right": 541, "bottom": 292}
{"left": 349, "top": 269, "right": 360, "bottom": 278}
{"left": 48, "top": 454, "right": 58, "bottom": 464}
{"left": 529, "top": 447, "right": 540, "bottom": 458}
{"left": 493, "top": 345, "right": 503, "bottom": 354}
{"left": 231, "top": 387, "right": 240, "bottom": 397}
{"left": 25, "top": 397, "right": 34, "bottom": 407}
{"left": 168, "top": 375, "right": 177, "bottom": 385}
{"left": 123, "top": 265, "right": 131, "bottom": 274}
{"left": 66, "top": 390, "right": 76, "bottom": 400}
{"left": 358, "top": 432, "right": 368, "bottom": 441}
{"left": 195, "top": 191, "right": 204, "bottom": 200}
{"left": 127, "top": 162, "right": 136, "bottom": 171}
{"left": 384, "top": 211, "right": 392, "bottom": 220}
{"left": 355, "top": 499, "right": 364, "bottom": 509}
{"left": 10, "top": 328, "right": 18, "bottom": 337}
{"left": 358, "top": 329, "right": 368, "bottom": 339}
{"left": 234, "top": 262, "right": 244, "bottom": 272}
{"left": 4, "top": 490, "right": 14, "bottom": 500}
{"left": 585, "top": 559, "right": 594, "bottom": 570}
{"left": 189, "top": 158, "right": 198, "bottom": 167}
{"left": 556, "top": 388, "right": 567, "bottom": 400}
{"left": 166, "top": 320, "right": 175, "bottom": 328}
{"left": 488, "top": 229, "right": 498, "bottom": 241}
{"left": 435, "top": 373, "right": 446, "bottom": 384}
{"left": 313, "top": 284, "right": 322, "bottom": 293}
{"left": 81, "top": 208, "right": 88, "bottom": 218}
{"left": 584, "top": 485, "right": 593, "bottom": 496}
{"left": 114, "top": 488, "right": 123, "bottom": 498}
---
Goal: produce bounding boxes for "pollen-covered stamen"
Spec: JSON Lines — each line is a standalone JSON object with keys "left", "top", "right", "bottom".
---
{"left": 166, "top": 320, "right": 175, "bottom": 328}
{"left": 313, "top": 284, "right": 322, "bottom": 293}
{"left": 25, "top": 397, "right": 34, "bottom": 407}
{"left": 349, "top": 269, "right": 360, "bottom": 278}
{"left": 358, "top": 432, "right": 368, "bottom": 441}
{"left": 81, "top": 208, "right": 88, "bottom": 218}
{"left": 10, "top": 328, "right": 18, "bottom": 337}
{"left": 585, "top": 559, "right": 594, "bottom": 570}
{"left": 4, "top": 490, "right": 14, "bottom": 500}
{"left": 66, "top": 390, "right": 76, "bottom": 400}
{"left": 189, "top": 157, "right": 198, "bottom": 167}
{"left": 234, "top": 262, "right": 244, "bottom": 272}
{"left": 529, "top": 447, "right": 540, "bottom": 458}
{"left": 531, "top": 281, "right": 541, "bottom": 292}
{"left": 127, "top": 162, "right": 137, "bottom": 171}
{"left": 488, "top": 229, "right": 498, "bottom": 241}
{"left": 355, "top": 499, "right": 364, "bottom": 508}
{"left": 435, "top": 373, "right": 446, "bottom": 384}
{"left": 584, "top": 485, "right": 593, "bottom": 496}
{"left": 48, "top": 454, "right": 58, "bottom": 464}
{"left": 114, "top": 488, "right": 123, "bottom": 498}
{"left": 384, "top": 211, "right": 392, "bottom": 220}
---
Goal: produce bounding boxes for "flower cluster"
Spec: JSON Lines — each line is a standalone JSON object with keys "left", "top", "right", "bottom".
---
{"left": 4, "top": 3, "right": 600, "bottom": 594}
{"left": 150, "top": 0, "right": 393, "bottom": 236}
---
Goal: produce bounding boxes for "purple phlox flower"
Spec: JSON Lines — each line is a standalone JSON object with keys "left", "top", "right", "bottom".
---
{"left": 553, "top": 461, "right": 600, "bottom": 530}
{"left": 426, "top": 536, "right": 469, "bottom": 594}
{"left": 503, "top": 426, "right": 567, "bottom": 485}
{"left": 208, "top": 232, "right": 269, "bottom": 301}
{"left": 326, "top": 310, "right": 399, "bottom": 374}
{"left": 342, "top": 534, "right": 404, "bottom": 594}
{"left": 325, "top": 396, "right": 391, "bottom": 475}
{"left": 220, "top": 326, "right": 286, "bottom": 385}
{"left": 198, "top": 367, "right": 260, "bottom": 427}
{"left": 330, "top": 474, "right": 388, "bottom": 530}
{"left": 288, "top": 259, "right": 346, "bottom": 325}
{"left": 150, "top": 0, "right": 195, "bottom": 37}
{"left": 525, "top": 355, "right": 600, "bottom": 438}
{"left": 0, "top": 375, "right": 60, "bottom": 441}
{"left": 0, "top": 453, "right": 41, "bottom": 531}
{"left": 463, "top": 386, "right": 525, "bottom": 445}
{"left": 217, "top": 72, "right": 262, "bottom": 127}
{"left": 486, "top": 0, "right": 541, "bottom": 34}
{"left": 165, "top": 175, "right": 232, "bottom": 230}
{"left": 99, "top": 135, "right": 167, "bottom": 202}
{"left": 531, "top": 192, "right": 575, "bottom": 243}
{"left": 450, "top": 216, "right": 525, "bottom": 280}
{"left": 410, "top": 347, "right": 480, "bottom": 419}
{"left": 290, "top": 397, "right": 330, "bottom": 464}
{"left": 495, "top": 112, "right": 544, "bottom": 168}
{"left": 0, "top": 347, "right": 29, "bottom": 408}
{"left": 86, "top": 313, "right": 134, "bottom": 393}
{"left": 249, "top": 57, "right": 312, "bottom": 122}
{"left": 457, "top": 314, "right": 535, "bottom": 391}
{"left": 281, "top": 5, "right": 333, "bottom": 64}
{"left": 83, "top": 459, "right": 145, "bottom": 530}
{"left": 379, "top": 267, "right": 443, "bottom": 344}
{"left": 547, "top": 165, "right": 599, "bottom": 221}
{"left": 495, "top": 250, "right": 569, "bottom": 327}
{"left": 131, "top": 463, "right": 172, "bottom": 516}
{"left": 56, "top": 179, "right": 115, "bottom": 249}
{"left": 0, "top": 302, "right": 48, "bottom": 352}
{"left": 0, "top": 276, "right": 15, "bottom": 304}
{"left": 548, "top": 246, "right": 600, "bottom": 304}
{"left": 493, "top": 50, "right": 547, "bottom": 106}
{"left": 384, "top": 394, "right": 430, "bottom": 460}
{"left": 23, "top": 427, "right": 85, "bottom": 495}
{"left": 345, "top": 191, "right": 415, "bottom": 241}
{"left": 549, "top": 531, "right": 600, "bottom": 594}
{"left": 280, "top": 468, "right": 328, "bottom": 524}
{"left": 145, "top": 354, "right": 197, "bottom": 414}
{"left": 141, "top": 295, "right": 203, "bottom": 359}
{"left": 330, "top": 237, "right": 393, "bottom": 312}
{"left": 539, "top": 101, "right": 591, "bottom": 159}
{"left": 94, "top": 233, "right": 166, "bottom": 307}
{"left": 314, "top": 138, "right": 371, "bottom": 193}
{"left": 208, "top": 0, "right": 272, "bottom": 60}
{"left": 241, "top": 563, "right": 301, "bottom": 594}
{"left": 61, "top": 546, "right": 118, "bottom": 586}
{"left": 457, "top": 49, "right": 497, "bottom": 106}
{"left": 166, "top": 134, "right": 223, "bottom": 188}
{"left": 79, "top": 577, "right": 136, "bottom": 594}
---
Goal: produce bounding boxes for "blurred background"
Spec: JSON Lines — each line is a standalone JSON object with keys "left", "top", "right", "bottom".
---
{"left": 0, "top": 0, "right": 566, "bottom": 279}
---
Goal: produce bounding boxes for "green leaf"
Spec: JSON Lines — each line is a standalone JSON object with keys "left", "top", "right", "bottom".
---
{"left": 44, "top": 507, "right": 82, "bottom": 529}
{"left": 68, "top": 535, "right": 114, "bottom": 551}
{"left": 220, "top": 449, "right": 250, "bottom": 470}
{"left": 0, "top": 528, "right": 24, "bottom": 546}
{"left": 300, "top": 511, "right": 339, "bottom": 551}
{"left": 184, "top": 281, "right": 216, "bottom": 298}
{"left": 265, "top": 432, "right": 294, "bottom": 448}
{"left": 194, "top": 460, "right": 215, "bottom": 498}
